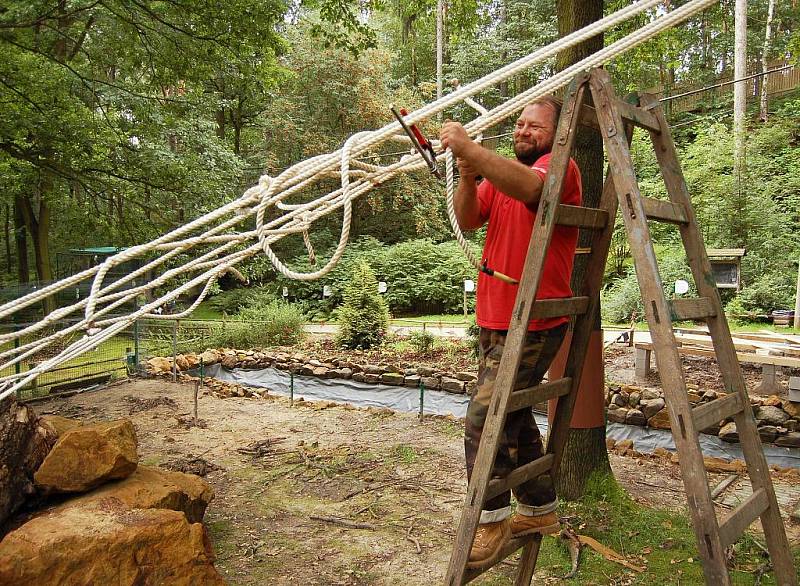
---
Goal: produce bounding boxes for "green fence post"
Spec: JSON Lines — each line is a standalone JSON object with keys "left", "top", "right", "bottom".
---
{"left": 133, "top": 318, "right": 140, "bottom": 372}
{"left": 171, "top": 319, "right": 178, "bottom": 382}
{"left": 290, "top": 371, "right": 294, "bottom": 407}
{"left": 418, "top": 380, "right": 425, "bottom": 422}
{"left": 14, "top": 325, "right": 20, "bottom": 375}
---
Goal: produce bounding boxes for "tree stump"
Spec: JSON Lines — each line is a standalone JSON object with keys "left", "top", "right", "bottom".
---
{"left": 0, "top": 396, "right": 54, "bottom": 534}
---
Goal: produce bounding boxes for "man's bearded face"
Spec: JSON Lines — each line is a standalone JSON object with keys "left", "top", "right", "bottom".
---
{"left": 513, "top": 104, "right": 557, "bottom": 166}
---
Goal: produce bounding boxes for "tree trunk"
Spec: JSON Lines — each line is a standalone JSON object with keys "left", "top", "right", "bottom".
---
{"left": 13, "top": 197, "right": 29, "bottom": 284}
{"left": 18, "top": 176, "right": 55, "bottom": 315}
{"left": 0, "top": 396, "right": 55, "bottom": 535}
{"left": 554, "top": 0, "right": 612, "bottom": 501}
{"left": 4, "top": 203, "right": 11, "bottom": 275}
{"left": 733, "top": 0, "right": 747, "bottom": 247}
{"left": 759, "top": 0, "right": 775, "bottom": 122}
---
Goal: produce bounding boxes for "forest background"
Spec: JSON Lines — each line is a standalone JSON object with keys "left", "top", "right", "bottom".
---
{"left": 1, "top": 0, "right": 799, "bottom": 325}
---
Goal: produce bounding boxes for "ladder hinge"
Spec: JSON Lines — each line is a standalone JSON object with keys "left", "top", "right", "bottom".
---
{"left": 651, "top": 300, "right": 660, "bottom": 324}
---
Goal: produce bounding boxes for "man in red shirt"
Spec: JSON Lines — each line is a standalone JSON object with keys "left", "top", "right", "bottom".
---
{"left": 440, "top": 96, "right": 581, "bottom": 568}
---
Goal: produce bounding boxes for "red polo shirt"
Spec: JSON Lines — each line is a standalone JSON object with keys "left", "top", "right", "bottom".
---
{"left": 476, "top": 153, "right": 582, "bottom": 331}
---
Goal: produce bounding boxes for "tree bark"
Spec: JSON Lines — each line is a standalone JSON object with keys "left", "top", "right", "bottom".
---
{"left": 18, "top": 175, "right": 55, "bottom": 315}
{"left": 13, "top": 197, "right": 29, "bottom": 284}
{"left": 759, "top": 0, "right": 775, "bottom": 122}
{"left": 4, "top": 203, "right": 11, "bottom": 275}
{"left": 554, "top": 0, "right": 613, "bottom": 501}
{"left": 732, "top": 0, "right": 747, "bottom": 218}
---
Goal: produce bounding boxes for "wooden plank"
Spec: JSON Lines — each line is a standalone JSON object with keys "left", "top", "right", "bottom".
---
{"left": 485, "top": 454, "right": 554, "bottom": 502}
{"left": 693, "top": 393, "right": 743, "bottom": 432}
{"left": 531, "top": 297, "right": 589, "bottom": 319}
{"left": 669, "top": 298, "right": 716, "bottom": 321}
{"left": 718, "top": 488, "right": 769, "bottom": 549}
{"left": 507, "top": 378, "right": 571, "bottom": 413}
{"left": 615, "top": 99, "right": 661, "bottom": 133}
{"left": 640, "top": 197, "right": 688, "bottom": 224}
{"left": 635, "top": 340, "right": 800, "bottom": 368}
{"left": 463, "top": 534, "right": 541, "bottom": 583}
{"left": 556, "top": 204, "right": 608, "bottom": 229}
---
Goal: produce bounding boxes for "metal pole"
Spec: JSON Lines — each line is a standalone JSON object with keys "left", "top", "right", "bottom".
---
{"left": 290, "top": 371, "right": 294, "bottom": 407}
{"left": 171, "top": 319, "right": 178, "bottom": 382}
{"left": 199, "top": 357, "right": 205, "bottom": 389}
{"left": 193, "top": 380, "right": 199, "bottom": 424}
{"left": 133, "top": 318, "right": 140, "bottom": 372}
{"left": 419, "top": 380, "right": 425, "bottom": 421}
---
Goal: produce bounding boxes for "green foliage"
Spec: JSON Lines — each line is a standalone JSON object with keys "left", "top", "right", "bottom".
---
{"left": 335, "top": 261, "right": 389, "bottom": 349}
{"left": 206, "top": 300, "right": 306, "bottom": 349}
{"left": 208, "top": 287, "right": 277, "bottom": 316}
{"left": 465, "top": 315, "right": 481, "bottom": 358}
{"left": 408, "top": 330, "right": 436, "bottom": 354}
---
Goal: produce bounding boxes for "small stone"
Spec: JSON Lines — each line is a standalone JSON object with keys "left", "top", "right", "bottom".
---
{"left": 641, "top": 389, "right": 661, "bottom": 400}
{"left": 719, "top": 422, "right": 739, "bottom": 443}
{"left": 758, "top": 425, "right": 780, "bottom": 443}
{"left": 421, "top": 376, "right": 440, "bottom": 390}
{"left": 454, "top": 372, "right": 477, "bottom": 382}
{"left": 441, "top": 378, "right": 465, "bottom": 394}
{"left": 607, "top": 408, "right": 628, "bottom": 424}
{"left": 352, "top": 373, "right": 365, "bottom": 383}
{"left": 417, "top": 366, "right": 436, "bottom": 377}
{"left": 363, "top": 365, "right": 385, "bottom": 375}
{"left": 612, "top": 394, "right": 626, "bottom": 407}
{"left": 404, "top": 375, "right": 421, "bottom": 387}
{"left": 625, "top": 409, "right": 646, "bottom": 426}
{"left": 628, "top": 392, "right": 641, "bottom": 407}
{"left": 647, "top": 409, "right": 672, "bottom": 430}
{"left": 364, "top": 373, "right": 381, "bottom": 384}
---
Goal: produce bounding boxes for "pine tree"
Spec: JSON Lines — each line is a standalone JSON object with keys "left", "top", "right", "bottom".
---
{"left": 335, "top": 261, "right": 389, "bottom": 349}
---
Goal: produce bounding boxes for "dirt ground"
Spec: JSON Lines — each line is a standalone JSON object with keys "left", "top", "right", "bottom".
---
{"left": 30, "top": 368, "right": 800, "bottom": 585}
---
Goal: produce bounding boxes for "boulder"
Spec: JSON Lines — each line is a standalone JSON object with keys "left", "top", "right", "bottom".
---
{"left": 363, "top": 365, "right": 385, "bottom": 375}
{"left": 404, "top": 374, "right": 421, "bottom": 388}
{"left": 380, "top": 372, "right": 404, "bottom": 386}
{"left": 640, "top": 389, "right": 661, "bottom": 400}
{"left": 420, "top": 376, "right": 440, "bottom": 390}
{"left": 174, "top": 355, "right": 190, "bottom": 372}
{"left": 39, "top": 415, "right": 81, "bottom": 438}
{"left": 62, "top": 465, "right": 213, "bottom": 523}
{"left": 625, "top": 409, "right": 647, "bottom": 426}
{"left": 364, "top": 373, "right": 381, "bottom": 384}
{"left": 34, "top": 419, "right": 138, "bottom": 494}
{"left": 628, "top": 392, "right": 641, "bottom": 407}
{"left": 0, "top": 503, "right": 224, "bottom": 585}
{"left": 755, "top": 405, "right": 789, "bottom": 427}
{"left": 607, "top": 408, "right": 628, "bottom": 424}
{"left": 416, "top": 366, "right": 436, "bottom": 377}
{"left": 774, "top": 432, "right": 800, "bottom": 448}
{"left": 640, "top": 398, "right": 665, "bottom": 419}
{"left": 783, "top": 401, "right": 800, "bottom": 419}
{"left": 454, "top": 372, "right": 477, "bottom": 382}
{"left": 198, "top": 349, "right": 220, "bottom": 366}
{"left": 0, "top": 397, "right": 55, "bottom": 529}
{"left": 352, "top": 372, "right": 365, "bottom": 383}
{"left": 146, "top": 357, "right": 172, "bottom": 373}
{"left": 220, "top": 354, "right": 238, "bottom": 369}
{"left": 719, "top": 422, "right": 739, "bottom": 443}
{"left": 757, "top": 425, "right": 780, "bottom": 444}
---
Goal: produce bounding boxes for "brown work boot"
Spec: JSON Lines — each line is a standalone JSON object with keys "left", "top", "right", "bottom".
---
{"left": 466, "top": 519, "right": 511, "bottom": 569}
{"left": 509, "top": 512, "right": 560, "bottom": 537}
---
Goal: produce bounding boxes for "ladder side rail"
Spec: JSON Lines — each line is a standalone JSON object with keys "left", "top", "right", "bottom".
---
{"left": 642, "top": 95, "right": 798, "bottom": 586}
{"left": 591, "top": 71, "right": 731, "bottom": 585}
{"left": 444, "top": 72, "right": 590, "bottom": 586}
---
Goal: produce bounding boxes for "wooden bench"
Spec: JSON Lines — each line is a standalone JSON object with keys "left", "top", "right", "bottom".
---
{"left": 634, "top": 342, "right": 800, "bottom": 393}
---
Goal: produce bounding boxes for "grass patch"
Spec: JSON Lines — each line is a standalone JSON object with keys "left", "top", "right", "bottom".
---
{"left": 390, "top": 443, "right": 418, "bottom": 464}
{"left": 526, "top": 473, "right": 795, "bottom": 584}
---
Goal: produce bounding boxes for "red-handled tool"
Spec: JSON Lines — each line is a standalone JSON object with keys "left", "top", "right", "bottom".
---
{"left": 390, "top": 105, "right": 442, "bottom": 180}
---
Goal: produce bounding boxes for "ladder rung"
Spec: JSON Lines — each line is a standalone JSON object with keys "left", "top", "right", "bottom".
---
{"left": 669, "top": 297, "right": 717, "bottom": 321}
{"left": 615, "top": 100, "right": 661, "bottom": 133}
{"left": 485, "top": 454, "right": 554, "bottom": 502}
{"left": 718, "top": 488, "right": 769, "bottom": 549}
{"left": 531, "top": 297, "right": 588, "bottom": 319}
{"left": 640, "top": 197, "right": 688, "bottom": 224}
{"left": 556, "top": 204, "right": 608, "bottom": 230}
{"left": 693, "top": 393, "right": 743, "bottom": 432}
{"left": 508, "top": 378, "right": 572, "bottom": 413}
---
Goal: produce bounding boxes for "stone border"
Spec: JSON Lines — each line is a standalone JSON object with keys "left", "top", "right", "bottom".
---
{"left": 147, "top": 349, "right": 800, "bottom": 448}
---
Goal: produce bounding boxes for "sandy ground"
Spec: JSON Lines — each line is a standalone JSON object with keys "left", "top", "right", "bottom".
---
{"left": 29, "top": 374, "right": 800, "bottom": 585}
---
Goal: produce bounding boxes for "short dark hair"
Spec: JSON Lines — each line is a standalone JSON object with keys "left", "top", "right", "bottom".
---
{"left": 527, "top": 95, "right": 562, "bottom": 128}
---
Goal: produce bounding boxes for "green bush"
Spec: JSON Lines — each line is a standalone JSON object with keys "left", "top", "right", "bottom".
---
{"left": 408, "top": 330, "right": 436, "bottom": 354}
{"left": 726, "top": 272, "right": 795, "bottom": 316}
{"left": 466, "top": 315, "right": 481, "bottom": 358}
{"left": 335, "top": 261, "right": 389, "bottom": 349}
{"left": 206, "top": 300, "right": 305, "bottom": 349}
{"left": 208, "top": 287, "right": 277, "bottom": 315}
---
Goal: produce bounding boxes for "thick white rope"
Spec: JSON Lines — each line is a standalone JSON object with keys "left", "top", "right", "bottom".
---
{"left": 0, "top": 0, "right": 717, "bottom": 400}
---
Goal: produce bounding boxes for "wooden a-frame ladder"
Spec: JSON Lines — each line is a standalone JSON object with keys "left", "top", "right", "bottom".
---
{"left": 444, "top": 68, "right": 797, "bottom": 586}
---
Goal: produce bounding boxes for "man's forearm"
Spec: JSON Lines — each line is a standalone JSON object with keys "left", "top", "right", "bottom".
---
{"left": 454, "top": 177, "right": 483, "bottom": 230}
{"left": 460, "top": 142, "right": 543, "bottom": 206}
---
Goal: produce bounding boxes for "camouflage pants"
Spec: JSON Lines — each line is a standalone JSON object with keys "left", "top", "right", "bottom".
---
{"left": 465, "top": 324, "right": 567, "bottom": 513}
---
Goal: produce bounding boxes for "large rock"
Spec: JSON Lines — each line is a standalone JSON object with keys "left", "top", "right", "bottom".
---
{"left": 440, "top": 378, "right": 465, "bottom": 394}
{"left": 640, "top": 398, "right": 665, "bottom": 419}
{"left": 34, "top": 419, "right": 138, "bottom": 494}
{"left": 774, "top": 432, "right": 800, "bottom": 448}
{"left": 719, "top": 422, "right": 739, "bottom": 443}
{"left": 0, "top": 502, "right": 224, "bottom": 585}
{"left": 755, "top": 405, "right": 789, "bottom": 426}
{"left": 146, "top": 357, "right": 172, "bottom": 373}
{"left": 625, "top": 409, "right": 647, "bottom": 426}
{"left": 380, "top": 372, "right": 404, "bottom": 386}
{"left": 38, "top": 415, "right": 81, "bottom": 438}
{"left": 64, "top": 465, "right": 214, "bottom": 524}
{"left": 0, "top": 397, "right": 56, "bottom": 529}
{"left": 198, "top": 349, "right": 220, "bottom": 366}
{"left": 647, "top": 409, "right": 672, "bottom": 430}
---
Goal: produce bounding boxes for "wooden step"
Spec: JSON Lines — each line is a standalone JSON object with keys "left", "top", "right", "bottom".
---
{"left": 507, "top": 378, "right": 572, "bottom": 413}
{"left": 531, "top": 297, "right": 588, "bottom": 319}
{"left": 669, "top": 297, "right": 717, "bottom": 321}
{"left": 640, "top": 197, "right": 688, "bottom": 224}
{"left": 556, "top": 204, "right": 608, "bottom": 230}
{"left": 693, "top": 393, "right": 743, "bottom": 432}
{"left": 718, "top": 488, "right": 769, "bottom": 549}
{"left": 485, "top": 454, "right": 554, "bottom": 501}
{"left": 463, "top": 534, "right": 541, "bottom": 582}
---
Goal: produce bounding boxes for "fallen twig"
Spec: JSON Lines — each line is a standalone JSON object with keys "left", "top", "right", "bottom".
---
{"left": 310, "top": 515, "right": 376, "bottom": 530}
{"left": 406, "top": 518, "right": 422, "bottom": 554}
{"left": 578, "top": 535, "right": 645, "bottom": 573}
{"left": 560, "top": 527, "right": 582, "bottom": 579}
{"left": 342, "top": 473, "right": 423, "bottom": 500}
{"left": 710, "top": 474, "right": 739, "bottom": 499}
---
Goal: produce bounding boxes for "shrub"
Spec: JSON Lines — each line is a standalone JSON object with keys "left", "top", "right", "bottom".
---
{"left": 726, "top": 272, "right": 795, "bottom": 316}
{"left": 206, "top": 300, "right": 305, "bottom": 348}
{"left": 208, "top": 287, "right": 276, "bottom": 315}
{"left": 335, "top": 261, "right": 389, "bottom": 349}
{"left": 408, "top": 330, "right": 436, "bottom": 354}
{"left": 466, "top": 315, "right": 481, "bottom": 358}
